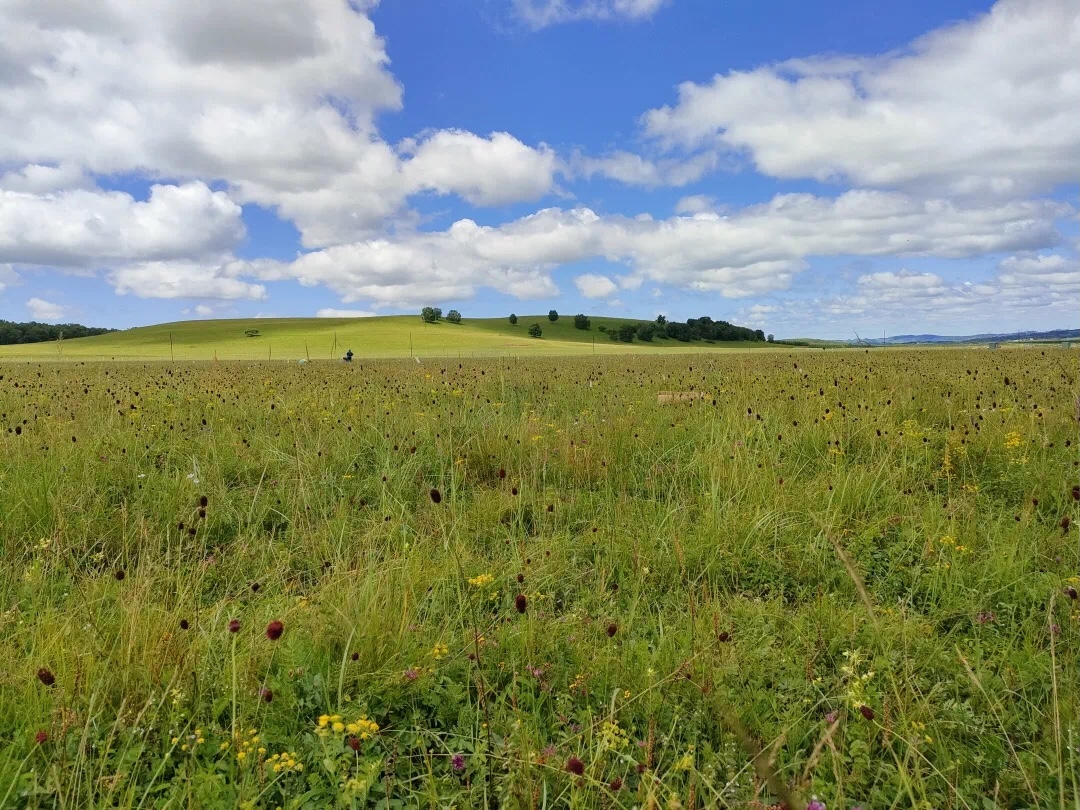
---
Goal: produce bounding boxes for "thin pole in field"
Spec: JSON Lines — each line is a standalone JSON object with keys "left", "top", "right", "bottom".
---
{"left": 409, "top": 332, "right": 414, "bottom": 358}
{"left": 169, "top": 332, "right": 174, "bottom": 362}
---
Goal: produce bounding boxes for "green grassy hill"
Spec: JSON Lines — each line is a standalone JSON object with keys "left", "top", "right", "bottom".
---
{"left": 0, "top": 315, "right": 777, "bottom": 361}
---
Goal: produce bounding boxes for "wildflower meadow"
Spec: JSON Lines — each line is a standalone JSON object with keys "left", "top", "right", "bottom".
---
{"left": 1, "top": 348, "right": 1077, "bottom": 808}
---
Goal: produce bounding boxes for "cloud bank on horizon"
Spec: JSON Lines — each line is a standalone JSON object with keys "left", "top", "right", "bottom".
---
{"left": 0, "top": 0, "right": 1076, "bottom": 338}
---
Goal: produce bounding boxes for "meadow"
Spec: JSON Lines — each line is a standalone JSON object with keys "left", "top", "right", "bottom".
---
{"left": 0, "top": 316, "right": 775, "bottom": 362}
{"left": 0, "top": 348, "right": 1077, "bottom": 809}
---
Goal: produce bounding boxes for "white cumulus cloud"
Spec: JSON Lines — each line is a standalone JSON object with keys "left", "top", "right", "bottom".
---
{"left": 26, "top": 297, "right": 68, "bottom": 321}
{"left": 0, "top": 0, "right": 559, "bottom": 250}
{"left": 316, "top": 308, "right": 378, "bottom": 318}
{"left": 108, "top": 256, "right": 267, "bottom": 300}
{"left": 514, "top": 0, "right": 668, "bottom": 28}
{"left": 245, "top": 191, "right": 1065, "bottom": 305}
{"left": 643, "top": 0, "right": 1080, "bottom": 197}
{"left": 0, "top": 182, "right": 244, "bottom": 266}
{"left": 574, "top": 273, "right": 618, "bottom": 298}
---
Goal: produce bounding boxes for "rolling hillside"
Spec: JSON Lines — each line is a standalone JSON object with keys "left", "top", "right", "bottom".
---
{"left": 0, "top": 315, "right": 776, "bottom": 361}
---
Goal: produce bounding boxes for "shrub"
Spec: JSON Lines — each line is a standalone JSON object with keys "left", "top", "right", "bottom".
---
{"left": 548, "top": 310, "right": 559, "bottom": 322}
{"left": 244, "top": 329, "right": 261, "bottom": 337}
{"left": 573, "top": 314, "right": 590, "bottom": 330}
{"left": 447, "top": 310, "right": 462, "bottom": 324}
{"left": 528, "top": 323, "right": 543, "bottom": 338}
{"left": 509, "top": 314, "right": 518, "bottom": 325}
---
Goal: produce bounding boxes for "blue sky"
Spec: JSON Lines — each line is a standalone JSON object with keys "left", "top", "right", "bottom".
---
{"left": 0, "top": 0, "right": 1076, "bottom": 338}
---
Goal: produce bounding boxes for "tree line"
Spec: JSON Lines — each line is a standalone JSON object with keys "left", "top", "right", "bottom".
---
{"left": 600, "top": 315, "right": 766, "bottom": 343}
{"left": 423, "top": 307, "right": 768, "bottom": 344}
{"left": 0, "top": 320, "right": 118, "bottom": 345}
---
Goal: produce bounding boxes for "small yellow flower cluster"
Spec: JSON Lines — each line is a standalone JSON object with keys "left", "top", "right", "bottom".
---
{"left": 1004, "top": 430, "right": 1022, "bottom": 450}
{"left": 599, "top": 719, "right": 628, "bottom": 750}
{"left": 267, "top": 751, "right": 303, "bottom": 773}
{"left": 900, "top": 419, "right": 921, "bottom": 437}
{"left": 840, "top": 650, "right": 875, "bottom": 709}
{"left": 940, "top": 536, "right": 970, "bottom": 554}
{"left": 431, "top": 643, "right": 449, "bottom": 659}
{"left": 343, "top": 776, "right": 369, "bottom": 795}
{"left": 170, "top": 729, "right": 205, "bottom": 752}
{"left": 317, "top": 714, "right": 379, "bottom": 740}
{"left": 233, "top": 728, "right": 260, "bottom": 762}
{"left": 674, "top": 745, "right": 695, "bottom": 771}
{"left": 468, "top": 573, "right": 494, "bottom": 588}
{"left": 911, "top": 721, "right": 933, "bottom": 744}
{"left": 569, "top": 672, "right": 586, "bottom": 694}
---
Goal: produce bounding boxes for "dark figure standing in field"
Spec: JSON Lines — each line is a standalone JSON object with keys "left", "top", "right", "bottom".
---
{"left": 344, "top": 349, "right": 353, "bottom": 362}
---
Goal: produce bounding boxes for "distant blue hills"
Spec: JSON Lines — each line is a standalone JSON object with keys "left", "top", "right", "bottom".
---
{"left": 856, "top": 328, "right": 1079, "bottom": 345}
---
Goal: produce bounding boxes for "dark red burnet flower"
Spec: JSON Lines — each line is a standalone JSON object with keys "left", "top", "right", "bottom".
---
{"left": 348, "top": 736, "right": 361, "bottom": 751}
{"left": 608, "top": 776, "right": 623, "bottom": 791}
{"left": 351, "top": 651, "right": 360, "bottom": 661}
{"left": 429, "top": 488, "right": 442, "bottom": 504}
{"left": 37, "top": 668, "right": 55, "bottom": 687}
{"left": 259, "top": 687, "right": 273, "bottom": 703}
{"left": 228, "top": 619, "right": 241, "bottom": 634}
{"left": 498, "top": 467, "right": 506, "bottom": 479}
{"left": 35, "top": 730, "right": 48, "bottom": 744}
{"left": 565, "top": 756, "right": 585, "bottom": 776}
{"left": 179, "top": 619, "right": 190, "bottom": 630}
{"left": 1060, "top": 516, "right": 1071, "bottom": 533}
{"left": 199, "top": 495, "right": 208, "bottom": 508}
{"left": 606, "top": 622, "right": 618, "bottom": 638}
{"left": 114, "top": 569, "right": 125, "bottom": 581}
{"left": 858, "top": 705, "right": 875, "bottom": 721}
{"left": 265, "top": 620, "right": 284, "bottom": 641}
{"left": 515, "top": 594, "right": 528, "bottom": 613}
{"left": 1065, "top": 586, "right": 1079, "bottom": 601}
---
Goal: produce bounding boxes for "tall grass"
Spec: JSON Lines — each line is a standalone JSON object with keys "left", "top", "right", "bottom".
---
{"left": 0, "top": 349, "right": 1076, "bottom": 808}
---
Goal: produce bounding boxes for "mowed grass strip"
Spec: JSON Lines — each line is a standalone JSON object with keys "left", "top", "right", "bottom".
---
{"left": 0, "top": 315, "right": 784, "bottom": 361}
